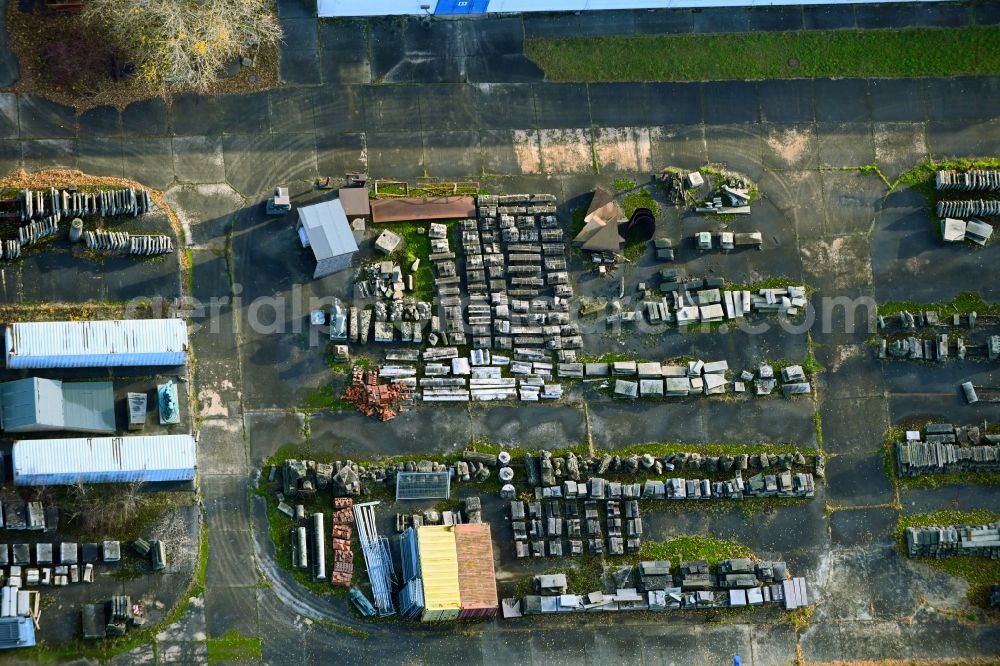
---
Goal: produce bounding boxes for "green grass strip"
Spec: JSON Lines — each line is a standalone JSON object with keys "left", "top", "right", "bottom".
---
{"left": 207, "top": 630, "right": 263, "bottom": 663}
{"left": 526, "top": 26, "right": 1000, "bottom": 82}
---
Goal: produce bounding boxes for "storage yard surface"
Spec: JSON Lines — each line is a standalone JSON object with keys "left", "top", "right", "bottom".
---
{"left": 0, "top": 1, "right": 999, "bottom": 663}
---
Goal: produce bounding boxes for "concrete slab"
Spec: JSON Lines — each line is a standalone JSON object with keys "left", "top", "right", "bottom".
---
{"left": 78, "top": 105, "right": 121, "bottom": 136}
{"left": 247, "top": 411, "right": 305, "bottom": 465}
{"left": 704, "top": 124, "right": 764, "bottom": 181}
{"left": 702, "top": 81, "right": 759, "bottom": 125}
{"left": 870, "top": 78, "right": 928, "bottom": 122}
{"left": 280, "top": 17, "right": 318, "bottom": 52}
{"left": 123, "top": 98, "right": 169, "bottom": 136}
{"left": 224, "top": 133, "right": 317, "bottom": 197}
{"left": 158, "top": 640, "right": 209, "bottom": 664}
{"left": 479, "top": 129, "right": 521, "bottom": 174}
{"left": 165, "top": 183, "right": 241, "bottom": 249}
{"left": 802, "top": 4, "right": 856, "bottom": 29}
{"left": 925, "top": 77, "right": 1000, "bottom": 122}
{"left": 762, "top": 124, "right": 818, "bottom": 170}
{"left": 0, "top": 93, "right": 17, "bottom": 139}
{"left": 76, "top": 135, "right": 124, "bottom": 178}
{"left": 800, "top": 233, "right": 873, "bottom": 294}
{"left": 205, "top": 584, "right": 259, "bottom": 636}
{"left": 820, "top": 397, "right": 888, "bottom": 455}
{"left": 269, "top": 88, "right": 318, "bottom": 135}
{"left": 759, "top": 79, "right": 814, "bottom": 124}
{"left": 365, "top": 131, "right": 425, "bottom": 179}
{"left": 826, "top": 453, "right": 894, "bottom": 506}
{"left": 309, "top": 408, "right": 473, "bottom": 457}
{"left": 532, "top": 83, "right": 591, "bottom": 129}
{"left": 472, "top": 83, "right": 537, "bottom": 130}
{"left": 422, "top": 130, "right": 481, "bottom": 179}
{"left": 199, "top": 419, "right": 248, "bottom": 475}
{"left": 814, "top": 78, "right": 870, "bottom": 123}
{"left": 280, "top": 48, "right": 322, "bottom": 85}
{"left": 815, "top": 121, "right": 876, "bottom": 168}
{"left": 172, "top": 94, "right": 226, "bottom": 136}
{"left": 0, "top": 138, "right": 19, "bottom": 175}
{"left": 364, "top": 85, "right": 421, "bottom": 132}
{"left": 830, "top": 507, "right": 896, "bottom": 546}
{"left": 18, "top": 95, "right": 76, "bottom": 138}
{"left": 748, "top": 5, "right": 803, "bottom": 31}
{"left": 820, "top": 169, "right": 884, "bottom": 236}
{"left": 588, "top": 398, "right": 818, "bottom": 449}
{"left": 320, "top": 21, "right": 371, "bottom": 85}
{"left": 901, "top": 485, "right": 1000, "bottom": 515}
{"left": 873, "top": 121, "right": 928, "bottom": 182}
{"left": 816, "top": 345, "right": 884, "bottom": 400}
{"left": 172, "top": 136, "right": 226, "bottom": 183}
{"left": 277, "top": 0, "right": 314, "bottom": 17}
{"left": 538, "top": 128, "right": 594, "bottom": 174}
{"left": 21, "top": 138, "right": 77, "bottom": 170}
{"left": 313, "top": 85, "right": 365, "bottom": 133}
{"left": 592, "top": 127, "right": 655, "bottom": 173}
{"left": 647, "top": 82, "right": 703, "bottom": 125}
{"left": 315, "top": 132, "right": 367, "bottom": 178}
{"left": 925, "top": 119, "right": 1000, "bottom": 160}
{"left": 122, "top": 137, "right": 174, "bottom": 189}
{"left": 204, "top": 475, "right": 251, "bottom": 532}
{"left": 462, "top": 17, "right": 524, "bottom": 57}
{"left": 756, "top": 168, "right": 823, "bottom": 240}
{"left": 691, "top": 7, "right": 750, "bottom": 33}
{"left": 418, "top": 84, "right": 478, "bottom": 131}
{"left": 466, "top": 54, "right": 544, "bottom": 84}
{"left": 649, "top": 124, "right": 705, "bottom": 170}
{"left": 217, "top": 92, "right": 271, "bottom": 135}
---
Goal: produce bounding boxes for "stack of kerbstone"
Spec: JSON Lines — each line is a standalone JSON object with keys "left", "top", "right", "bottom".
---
{"left": 906, "top": 522, "right": 1000, "bottom": 558}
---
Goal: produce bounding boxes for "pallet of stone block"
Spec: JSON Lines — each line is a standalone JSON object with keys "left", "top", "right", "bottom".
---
{"left": 420, "top": 388, "right": 470, "bottom": 401}
{"left": 935, "top": 169, "right": 1000, "bottom": 191}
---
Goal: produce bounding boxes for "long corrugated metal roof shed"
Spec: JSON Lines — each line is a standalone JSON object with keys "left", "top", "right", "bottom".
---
{"left": 0, "top": 379, "right": 115, "bottom": 433}
{"left": 298, "top": 199, "right": 358, "bottom": 261}
{"left": 416, "top": 526, "right": 461, "bottom": 615}
{"left": 370, "top": 196, "right": 475, "bottom": 223}
{"left": 455, "top": 523, "right": 498, "bottom": 618}
{"left": 5, "top": 319, "right": 188, "bottom": 369}
{"left": 13, "top": 435, "right": 197, "bottom": 486}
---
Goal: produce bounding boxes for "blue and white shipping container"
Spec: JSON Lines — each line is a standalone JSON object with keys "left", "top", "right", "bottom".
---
{"left": 318, "top": 0, "right": 919, "bottom": 18}
{"left": 5, "top": 319, "right": 189, "bottom": 369}
{"left": 13, "top": 435, "right": 197, "bottom": 486}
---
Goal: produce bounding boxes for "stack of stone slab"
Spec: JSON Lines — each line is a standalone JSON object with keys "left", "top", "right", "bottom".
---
{"left": 905, "top": 522, "right": 1000, "bottom": 558}
{"left": 474, "top": 194, "right": 577, "bottom": 354}
{"left": 83, "top": 229, "right": 173, "bottom": 255}
{"left": 935, "top": 169, "right": 1000, "bottom": 191}
{"left": 937, "top": 199, "right": 1000, "bottom": 218}
{"left": 19, "top": 187, "right": 151, "bottom": 222}
{"left": 896, "top": 423, "right": 1000, "bottom": 476}
{"left": 651, "top": 277, "right": 807, "bottom": 325}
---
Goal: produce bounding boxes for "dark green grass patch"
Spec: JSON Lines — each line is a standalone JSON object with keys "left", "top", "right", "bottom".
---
{"left": 526, "top": 27, "right": 1000, "bottom": 82}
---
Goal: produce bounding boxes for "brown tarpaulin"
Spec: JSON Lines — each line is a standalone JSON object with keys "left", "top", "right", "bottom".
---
{"left": 370, "top": 196, "right": 476, "bottom": 223}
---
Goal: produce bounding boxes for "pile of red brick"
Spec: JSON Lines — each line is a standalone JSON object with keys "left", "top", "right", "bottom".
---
{"left": 340, "top": 367, "right": 412, "bottom": 421}
{"left": 330, "top": 497, "right": 354, "bottom": 588}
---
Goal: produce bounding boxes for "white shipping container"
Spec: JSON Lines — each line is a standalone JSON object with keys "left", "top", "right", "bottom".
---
{"left": 5, "top": 319, "right": 188, "bottom": 369}
{"left": 13, "top": 435, "right": 197, "bottom": 486}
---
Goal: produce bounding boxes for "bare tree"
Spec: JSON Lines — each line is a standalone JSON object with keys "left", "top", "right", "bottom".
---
{"left": 83, "top": 0, "right": 282, "bottom": 89}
